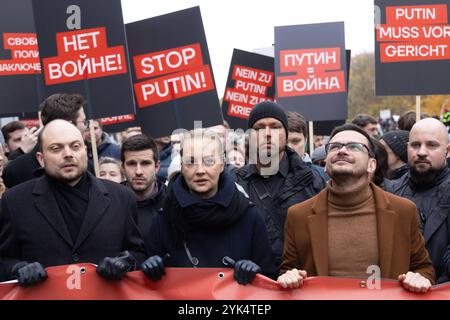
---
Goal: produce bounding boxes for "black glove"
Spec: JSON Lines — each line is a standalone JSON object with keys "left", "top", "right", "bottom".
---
{"left": 12, "top": 261, "right": 47, "bottom": 287}
{"left": 222, "top": 256, "right": 261, "bottom": 285}
{"left": 141, "top": 255, "right": 166, "bottom": 281}
{"left": 444, "top": 246, "right": 450, "bottom": 277}
{"left": 96, "top": 251, "right": 136, "bottom": 280}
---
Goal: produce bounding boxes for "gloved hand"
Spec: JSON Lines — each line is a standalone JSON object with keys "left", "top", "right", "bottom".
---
{"left": 443, "top": 245, "right": 450, "bottom": 277}
{"left": 12, "top": 261, "right": 48, "bottom": 287}
{"left": 96, "top": 251, "right": 136, "bottom": 280}
{"left": 141, "top": 255, "right": 166, "bottom": 281}
{"left": 223, "top": 256, "right": 261, "bottom": 285}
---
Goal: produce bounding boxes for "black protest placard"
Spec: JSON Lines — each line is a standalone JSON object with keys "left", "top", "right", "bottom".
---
{"left": 100, "top": 114, "right": 138, "bottom": 134}
{"left": 375, "top": 0, "right": 450, "bottom": 95}
{"left": 221, "top": 49, "right": 274, "bottom": 129}
{"left": 0, "top": 0, "right": 43, "bottom": 114}
{"left": 275, "top": 22, "right": 348, "bottom": 122}
{"left": 126, "top": 7, "right": 223, "bottom": 138}
{"left": 32, "top": 0, "right": 135, "bottom": 119}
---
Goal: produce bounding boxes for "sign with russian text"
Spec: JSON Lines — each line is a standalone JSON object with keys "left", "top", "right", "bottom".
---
{"left": 32, "top": 0, "right": 135, "bottom": 119}
{"left": 100, "top": 113, "right": 138, "bottom": 133}
{"left": 275, "top": 22, "right": 348, "bottom": 121}
{"left": 222, "top": 49, "right": 274, "bottom": 129}
{"left": 0, "top": 0, "right": 43, "bottom": 114}
{"left": 375, "top": 0, "right": 450, "bottom": 95}
{"left": 126, "top": 7, "right": 223, "bottom": 138}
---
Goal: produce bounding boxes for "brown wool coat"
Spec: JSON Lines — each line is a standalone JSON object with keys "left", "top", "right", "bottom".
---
{"left": 280, "top": 183, "right": 435, "bottom": 284}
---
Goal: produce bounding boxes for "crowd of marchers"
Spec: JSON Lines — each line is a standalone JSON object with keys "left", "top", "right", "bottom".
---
{"left": 0, "top": 94, "right": 450, "bottom": 295}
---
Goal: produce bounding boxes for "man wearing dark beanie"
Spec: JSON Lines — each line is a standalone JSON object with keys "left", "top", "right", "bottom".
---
{"left": 380, "top": 130, "right": 409, "bottom": 180}
{"left": 235, "top": 101, "right": 325, "bottom": 272}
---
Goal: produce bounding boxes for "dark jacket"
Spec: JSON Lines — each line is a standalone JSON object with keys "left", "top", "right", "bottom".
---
{"left": 156, "top": 144, "right": 173, "bottom": 183}
{"left": 385, "top": 167, "right": 450, "bottom": 283}
{"left": 0, "top": 172, "right": 146, "bottom": 281}
{"left": 87, "top": 133, "right": 121, "bottom": 161}
{"left": 147, "top": 172, "right": 278, "bottom": 279}
{"left": 235, "top": 147, "right": 326, "bottom": 268}
{"left": 3, "top": 145, "right": 40, "bottom": 188}
{"left": 123, "top": 180, "right": 167, "bottom": 254}
{"left": 7, "top": 148, "right": 25, "bottom": 161}
{"left": 389, "top": 164, "right": 409, "bottom": 180}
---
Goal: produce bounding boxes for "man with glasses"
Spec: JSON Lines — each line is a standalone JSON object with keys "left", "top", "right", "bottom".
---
{"left": 278, "top": 123, "right": 435, "bottom": 293}
{"left": 385, "top": 118, "right": 450, "bottom": 284}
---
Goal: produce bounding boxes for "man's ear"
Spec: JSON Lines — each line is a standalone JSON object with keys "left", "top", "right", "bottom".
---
{"left": 367, "top": 157, "right": 377, "bottom": 175}
{"left": 36, "top": 152, "right": 44, "bottom": 168}
{"left": 155, "top": 160, "right": 161, "bottom": 174}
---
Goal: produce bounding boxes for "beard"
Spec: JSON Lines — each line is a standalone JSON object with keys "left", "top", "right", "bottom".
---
{"left": 409, "top": 165, "right": 444, "bottom": 187}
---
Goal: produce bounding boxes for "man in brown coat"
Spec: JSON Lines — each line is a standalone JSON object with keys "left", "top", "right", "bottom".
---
{"left": 278, "top": 124, "right": 435, "bottom": 293}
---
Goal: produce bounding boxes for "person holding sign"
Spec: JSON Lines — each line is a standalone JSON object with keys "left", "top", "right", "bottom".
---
{"left": 278, "top": 124, "right": 434, "bottom": 293}
{"left": 140, "top": 130, "right": 277, "bottom": 284}
{"left": 235, "top": 101, "right": 325, "bottom": 271}
{"left": 0, "top": 120, "right": 146, "bottom": 285}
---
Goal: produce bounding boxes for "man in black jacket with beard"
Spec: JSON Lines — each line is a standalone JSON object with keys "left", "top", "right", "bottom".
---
{"left": 121, "top": 134, "right": 166, "bottom": 253}
{"left": 235, "top": 101, "right": 325, "bottom": 270}
{"left": 0, "top": 120, "right": 146, "bottom": 285}
{"left": 385, "top": 118, "right": 450, "bottom": 283}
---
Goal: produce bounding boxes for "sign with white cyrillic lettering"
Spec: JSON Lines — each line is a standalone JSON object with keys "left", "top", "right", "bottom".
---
{"left": 32, "top": 0, "right": 135, "bottom": 119}
{"left": 0, "top": 0, "right": 43, "bottom": 114}
{"left": 275, "top": 22, "right": 348, "bottom": 121}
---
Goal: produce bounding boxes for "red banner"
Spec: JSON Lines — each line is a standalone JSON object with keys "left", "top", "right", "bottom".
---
{"left": 0, "top": 264, "right": 449, "bottom": 300}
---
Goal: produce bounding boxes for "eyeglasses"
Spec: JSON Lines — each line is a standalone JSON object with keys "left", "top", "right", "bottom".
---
{"left": 325, "top": 142, "right": 372, "bottom": 156}
{"left": 75, "top": 119, "right": 89, "bottom": 128}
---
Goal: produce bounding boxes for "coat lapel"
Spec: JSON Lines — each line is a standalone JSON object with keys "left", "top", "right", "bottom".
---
{"left": 33, "top": 177, "right": 74, "bottom": 248}
{"left": 372, "top": 184, "right": 396, "bottom": 278}
{"left": 423, "top": 183, "right": 450, "bottom": 243}
{"left": 73, "top": 174, "right": 111, "bottom": 250}
{"left": 308, "top": 189, "right": 329, "bottom": 276}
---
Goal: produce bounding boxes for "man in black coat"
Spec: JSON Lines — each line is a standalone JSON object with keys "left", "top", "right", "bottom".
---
{"left": 3, "top": 93, "right": 92, "bottom": 188}
{"left": 385, "top": 118, "right": 450, "bottom": 284}
{"left": 121, "top": 134, "right": 166, "bottom": 253}
{"left": 235, "top": 101, "right": 325, "bottom": 270}
{"left": 0, "top": 120, "right": 146, "bottom": 285}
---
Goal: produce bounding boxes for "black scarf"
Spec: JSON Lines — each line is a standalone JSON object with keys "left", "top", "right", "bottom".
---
{"left": 47, "top": 173, "right": 90, "bottom": 243}
{"left": 164, "top": 172, "right": 250, "bottom": 246}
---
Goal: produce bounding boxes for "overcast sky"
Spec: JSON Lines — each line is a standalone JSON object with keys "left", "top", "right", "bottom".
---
{"left": 121, "top": 0, "right": 375, "bottom": 95}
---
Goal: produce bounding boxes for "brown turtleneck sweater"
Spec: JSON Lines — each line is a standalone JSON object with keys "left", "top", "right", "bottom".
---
{"left": 327, "top": 182, "right": 379, "bottom": 277}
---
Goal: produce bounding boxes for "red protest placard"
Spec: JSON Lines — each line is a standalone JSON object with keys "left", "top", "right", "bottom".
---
{"left": 277, "top": 47, "right": 346, "bottom": 97}
{"left": 133, "top": 42, "right": 215, "bottom": 109}
{"left": 134, "top": 64, "right": 214, "bottom": 108}
{"left": 0, "top": 33, "right": 41, "bottom": 75}
{"left": 224, "top": 64, "right": 274, "bottom": 119}
{"left": 377, "top": 3, "right": 450, "bottom": 63}
{"left": 133, "top": 43, "right": 203, "bottom": 80}
{"left": 385, "top": 4, "right": 448, "bottom": 25}
{"left": 42, "top": 27, "right": 127, "bottom": 85}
